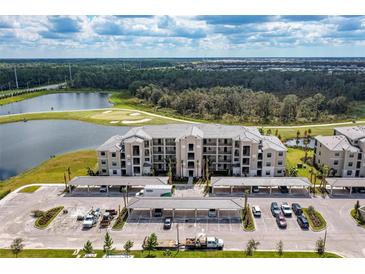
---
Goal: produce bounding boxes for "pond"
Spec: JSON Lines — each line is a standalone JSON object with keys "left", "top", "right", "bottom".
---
{"left": 0, "top": 92, "right": 112, "bottom": 115}
{"left": 285, "top": 138, "right": 315, "bottom": 149}
{"left": 0, "top": 120, "right": 129, "bottom": 181}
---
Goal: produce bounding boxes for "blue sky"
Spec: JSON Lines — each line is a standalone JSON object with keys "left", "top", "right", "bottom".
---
{"left": 0, "top": 15, "right": 364, "bottom": 58}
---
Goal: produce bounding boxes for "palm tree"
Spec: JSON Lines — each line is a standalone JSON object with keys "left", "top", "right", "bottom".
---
{"left": 123, "top": 240, "right": 134, "bottom": 255}
{"left": 245, "top": 239, "right": 260, "bottom": 256}
{"left": 354, "top": 200, "right": 361, "bottom": 219}
{"left": 103, "top": 232, "right": 114, "bottom": 256}
{"left": 83, "top": 240, "right": 94, "bottom": 255}
{"left": 145, "top": 233, "right": 158, "bottom": 256}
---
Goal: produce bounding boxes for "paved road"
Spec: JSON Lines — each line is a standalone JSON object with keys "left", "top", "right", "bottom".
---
{"left": 1, "top": 186, "right": 365, "bottom": 257}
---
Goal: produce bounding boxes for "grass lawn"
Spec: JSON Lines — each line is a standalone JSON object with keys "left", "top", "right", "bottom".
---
{"left": 128, "top": 250, "right": 340, "bottom": 258}
{"left": 18, "top": 185, "right": 41, "bottom": 193}
{"left": 0, "top": 150, "right": 97, "bottom": 198}
{"left": 285, "top": 148, "right": 319, "bottom": 185}
{"left": 0, "top": 91, "right": 51, "bottom": 106}
{"left": 0, "top": 249, "right": 341, "bottom": 258}
{"left": 0, "top": 249, "right": 76, "bottom": 258}
{"left": 303, "top": 208, "right": 327, "bottom": 232}
{"left": 35, "top": 206, "right": 64, "bottom": 229}
{"left": 350, "top": 209, "right": 365, "bottom": 229}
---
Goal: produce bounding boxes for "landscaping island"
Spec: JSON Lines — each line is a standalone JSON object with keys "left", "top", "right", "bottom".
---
{"left": 34, "top": 206, "right": 64, "bottom": 229}
{"left": 303, "top": 207, "right": 327, "bottom": 232}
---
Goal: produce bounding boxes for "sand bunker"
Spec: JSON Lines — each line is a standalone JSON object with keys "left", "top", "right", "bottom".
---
{"left": 109, "top": 121, "right": 119, "bottom": 124}
{"left": 129, "top": 112, "right": 141, "bottom": 116}
{"left": 122, "top": 118, "right": 151, "bottom": 124}
{"left": 103, "top": 110, "right": 112, "bottom": 114}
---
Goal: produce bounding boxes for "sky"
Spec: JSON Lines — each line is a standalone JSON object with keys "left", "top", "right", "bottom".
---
{"left": 0, "top": 15, "right": 364, "bottom": 58}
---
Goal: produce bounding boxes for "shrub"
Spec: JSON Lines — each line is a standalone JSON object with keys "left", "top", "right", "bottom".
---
{"left": 31, "top": 210, "right": 45, "bottom": 218}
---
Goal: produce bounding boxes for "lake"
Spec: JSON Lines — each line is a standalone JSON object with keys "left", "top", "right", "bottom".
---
{"left": 0, "top": 120, "right": 128, "bottom": 181}
{"left": 284, "top": 138, "right": 315, "bottom": 149}
{"left": 0, "top": 92, "right": 112, "bottom": 115}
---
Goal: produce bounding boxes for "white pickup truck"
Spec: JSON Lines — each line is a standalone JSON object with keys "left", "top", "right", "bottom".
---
{"left": 82, "top": 208, "right": 100, "bottom": 229}
{"left": 184, "top": 233, "right": 224, "bottom": 250}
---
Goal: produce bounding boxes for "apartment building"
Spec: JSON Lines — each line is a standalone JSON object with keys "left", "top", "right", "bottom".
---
{"left": 314, "top": 126, "right": 365, "bottom": 177}
{"left": 97, "top": 124, "right": 287, "bottom": 178}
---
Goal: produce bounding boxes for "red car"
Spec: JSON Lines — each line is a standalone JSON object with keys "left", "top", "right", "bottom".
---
{"left": 276, "top": 213, "right": 287, "bottom": 229}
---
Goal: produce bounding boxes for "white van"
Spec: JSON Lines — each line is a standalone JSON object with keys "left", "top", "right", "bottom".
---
{"left": 135, "top": 185, "right": 173, "bottom": 197}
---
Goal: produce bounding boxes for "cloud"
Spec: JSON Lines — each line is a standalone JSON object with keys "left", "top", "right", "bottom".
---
{"left": 48, "top": 16, "right": 82, "bottom": 33}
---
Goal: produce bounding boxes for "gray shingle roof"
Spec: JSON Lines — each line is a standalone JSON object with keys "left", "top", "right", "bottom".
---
{"left": 315, "top": 135, "right": 359, "bottom": 152}
{"left": 334, "top": 126, "right": 365, "bottom": 141}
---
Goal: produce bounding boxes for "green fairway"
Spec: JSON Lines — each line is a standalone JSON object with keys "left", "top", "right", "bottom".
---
{"left": 0, "top": 150, "right": 97, "bottom": 198}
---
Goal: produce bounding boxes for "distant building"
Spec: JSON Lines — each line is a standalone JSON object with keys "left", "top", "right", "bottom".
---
{"left": 96, "top": 124, "right": 287, "bottom": 178}
{"left": 314, "top": 126, "right": 365, "bottom": 177}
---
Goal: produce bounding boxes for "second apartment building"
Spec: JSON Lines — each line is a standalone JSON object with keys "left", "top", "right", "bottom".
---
{"left": 97, "top": 124, "right": 287, "bottom": 178}
{"left": 314, "top": 126, "right": 365, "bottom": 177}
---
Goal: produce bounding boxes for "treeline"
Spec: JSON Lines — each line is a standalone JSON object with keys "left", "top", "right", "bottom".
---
{"left": 135, "top": 85, "right": 350, "bottom": 123}
{"left": 0, "top": 62, "right": 364, "bottom": 101}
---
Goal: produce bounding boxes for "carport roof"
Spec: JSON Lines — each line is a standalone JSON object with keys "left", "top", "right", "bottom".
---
{"left": 127, "top": 197, "right": 243, "bottom": 210}
{"left": 326, "top": 178, "right": 365, "bottom": 188}
{"left": 69, "top": 176, "right": 168, "bottom": 186}
{"left": 211, "top": 177, "right": 310, "bottom": 187}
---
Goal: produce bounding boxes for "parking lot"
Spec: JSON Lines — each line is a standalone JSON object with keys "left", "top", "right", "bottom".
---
{"left": 0, "top": 185, "right": 365, "bottom": 257}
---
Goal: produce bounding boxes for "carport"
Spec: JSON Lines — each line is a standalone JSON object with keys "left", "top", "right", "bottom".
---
{"left": 211, "top": 177, "right": 311, "bottom": 195}
{"left": 126, "top": 197, "right": 243, "bottom": 219}
{"left": 326, "top": 178, "right": 365, "bottom": 195}
{"left": 68, "top": 176, "right": 168, "bottom": 193}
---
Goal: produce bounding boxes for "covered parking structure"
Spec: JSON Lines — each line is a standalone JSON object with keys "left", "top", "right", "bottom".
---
{"left": 326, "top": 178, "right": 365, "bottom": 195}
{"left": 68, "top": 176, "right": 168, "bottom": 193}
{"left": 211, "top": 177, "right": 311, "bottom": 195}
{"left": 126, "top": 197, "right": 243, "bottom": 219}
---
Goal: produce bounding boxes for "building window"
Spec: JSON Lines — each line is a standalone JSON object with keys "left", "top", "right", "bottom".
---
{"left": 349, "top": 153, "right": 354, "bottom": 158}
{"left": 133, "top": 158, "right": 140, "bottom": 165}
{"left": 278, "top": 152, "right": 283, "bottom": 157}
{"left": 347, "top": 170, "right": 352, "bottom": 176}
{"left": 319, "top": 151, "right": 321, "bottom": 156}
{"left": 242, "top": 158, "right": 250, "bottom": 165}
{"left": 112, "top": 170, "right": 117, "bottom": 175}
{"left": 267, "top": 153, "right": 272, "bottom": 158}
{"left": 111, "top": 152, "right": 116, "bottom": 158}
{"left": 278, "top": 161, "right": 283, "bottom": 166}
{"left": 145, "top": 158, "right": 150, "bottom": 162}
{"left": 348, "top": 162, "right": 353, "bottom": 167}
{"left": 265, "top": 171, "right": 271, "bottom": 176}
{"left": 100, "top": 151, "right": 106, "bottom": 156}
{"left": 334, "top": 152, "right": 340, "bottom": 157}
{"left": 112, "top": 161, "right": 117, "bottom": 166}
{"left": 334, "top": 160, "right": 338, "bottom": 166}
{"left": 101, "top": 160, "right": 106, "bottom": 165}
{"left": 277, "top": 170, "right": 282, "bottom": 174}
{"left": 134, "top": 167, "right": 141, "bottom": 174}
{"left": 102, "top": 169, "right": 107, "bottom": 173}
{"left": 266, "top": 162, "right": 271, "bottom": 167}
{"left": 188, "top": 144, "right": 194, "bottom": 151}
{"left": 144, "top": 141, "right": 150, "bottom": 147}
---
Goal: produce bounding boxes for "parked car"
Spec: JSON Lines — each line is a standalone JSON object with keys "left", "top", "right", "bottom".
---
{"left": 276, "top": 213, "right": 287, "bottom": 229}
{"left": 297, "top": 215, "right": 309, "bottom": 229}
{"left": 353, "top": 187, "right": 365, "bottom": 193}
{"left": 163, "top": 217, "right": 172, "bottom": 229}
{"left": 292, "top": 203, "right": 303, "bottom": 216}
{"left": 99, "top": 185, "right": 108, "bottom": 192}
{"left": 252, "top": 186, "right": 260, "bottom": 193}
{"left": 278, "top": 186, "right": 289, "bottom": 193}
{"left": 252, "top": 205, "right": 262, "bottom": 217}
{"left": 154, "top": 208, "right": 163, "bottom": 217}
{"left": 281, "top": 202, "right": 293, "bottom": 217}
{"left": 208, "top": 209, "right": 217, "bottom": 218}
{"left": 271, "top": 202, "right": 281, "bottom": 217}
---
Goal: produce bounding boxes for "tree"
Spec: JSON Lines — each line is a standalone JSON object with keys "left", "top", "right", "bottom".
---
{"left": 103, "top": 232, "right": 114, "bottom": 255}
{"left": 245, "top": 239, "right": 260, "bottom": 256}
{"left": 315, "top": 238, "right": 325, "bottom": 256}
{"left": 167, "top": 158, "right": 173, "bottom": 184}
{"left": 10, "top": 238, "right": 24, "bottom": 258}
{"left": 145, "top": 233, "right": 158, "bottom": 256}
{"left": 276, "top": 240, "right": 284, "bottom": 257}
{"left": 123, "top": 240, "right": 134, "bottom": 255}
{"left": 354, "top": 200, "right": 361, "bottom": 219}
{"left": 280, "top": 94, "right": 298, "bottom": 122}
{"left": 83, "top": 240, "right": 94, "bottom": 254}
{"left": 86, "top": 167, "right": 95, "bottom": 176}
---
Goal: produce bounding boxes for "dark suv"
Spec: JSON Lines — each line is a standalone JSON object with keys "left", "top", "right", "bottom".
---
{"left": 163, "top": 217, "right": 172, "bottom": 229}
{"left": 278, "top": 186, "right": 289, "bottom": 193}
{"left": 292, "top": 203, "right": 303, "bottom": 216}
{"left": 297, "top": 215, "right": 309, "bottom": 229}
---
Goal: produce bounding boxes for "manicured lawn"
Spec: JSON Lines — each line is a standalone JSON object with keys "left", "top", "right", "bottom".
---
{"left": 35, "top": 206, "right": 64, "bottom": 229}
{"left": 129, "top": 250, "right": 340, "bottom": 258}
{"left": 19, "top": 185, "right": 41, "bottom": 193}
{"left": 350, "top": 209, "right": 365, "bottom": 229}
{"left": 0, "top": 150, "right": 97, "bottom": 197}
{"left": 303, "top": 208, "right": 327, "bottom": 232}
{"left": 285, "top": 148, "right": 319, "bottom": 185}
{"left": 0, "top": 249, "right": 341, "bottom": 258}
{"left": 0, "top": 249, "right": 76, "bottom": 258}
